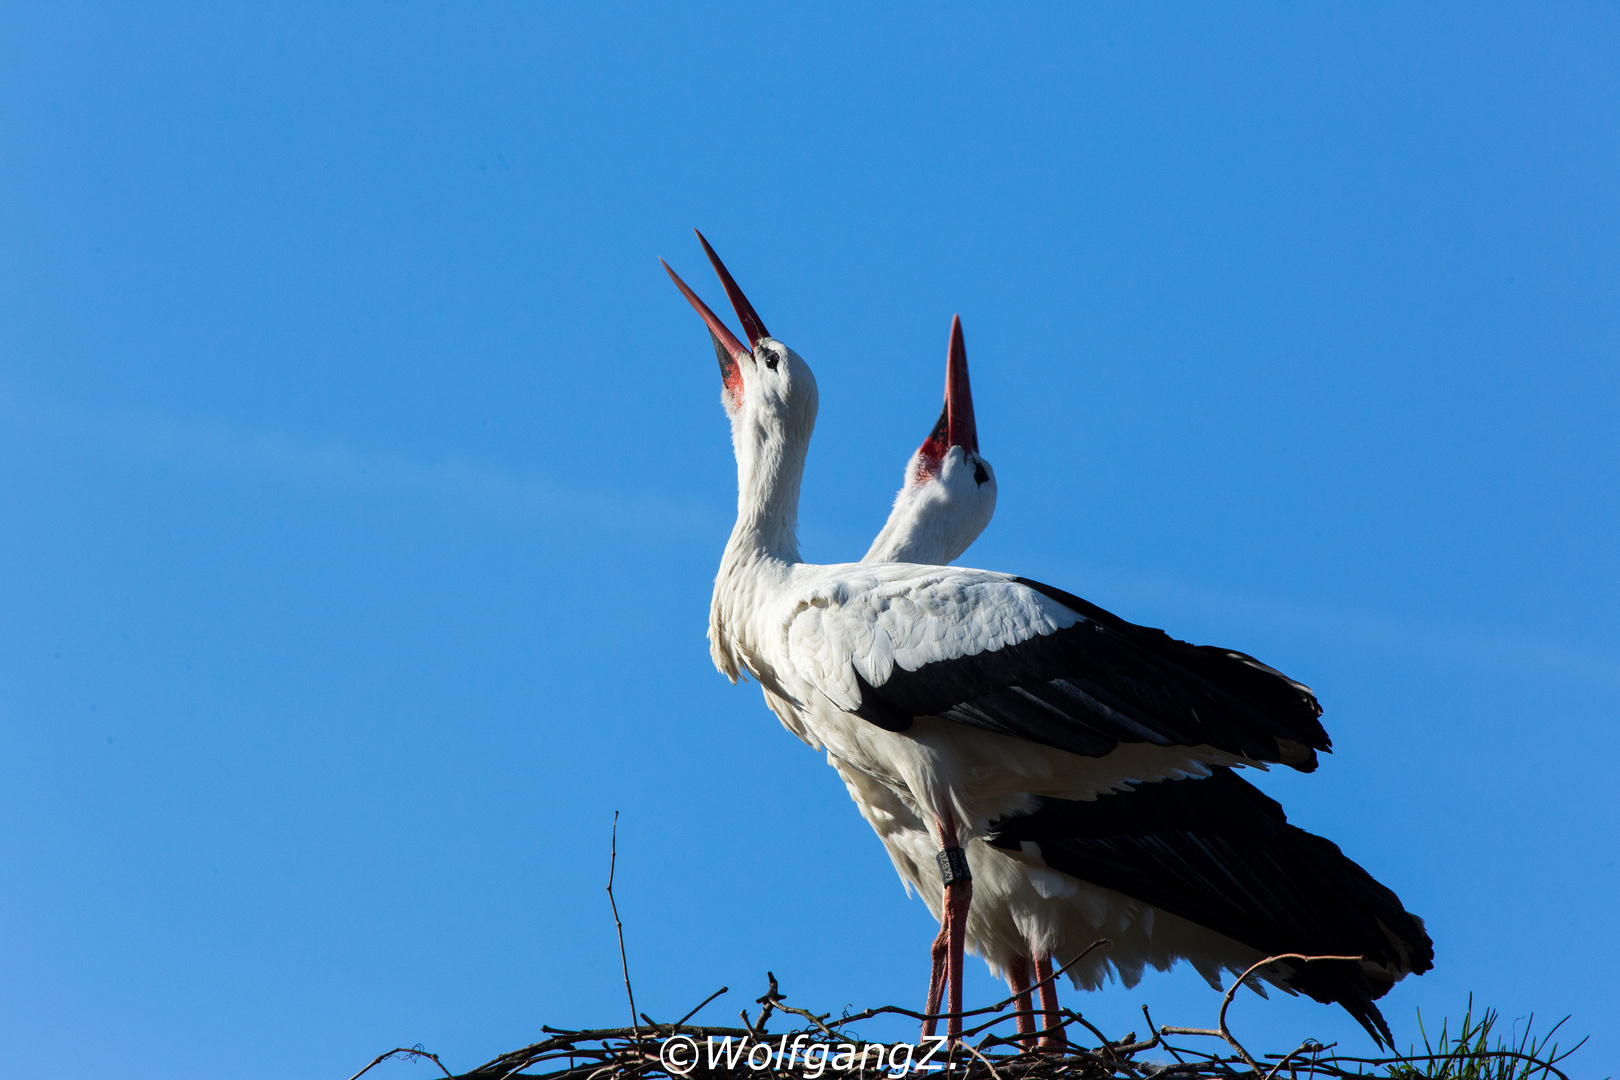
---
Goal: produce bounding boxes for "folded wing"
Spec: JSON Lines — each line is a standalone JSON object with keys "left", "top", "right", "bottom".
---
{"left": 987, "top": 768, "right": 1434, "bottom": 1047}
{"left": 809, "top": 569, "right": 1329, "bottom": 770}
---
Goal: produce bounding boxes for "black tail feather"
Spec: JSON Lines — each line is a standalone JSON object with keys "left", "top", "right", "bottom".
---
{"left": 988, "top": 768, "right": 1432, "bottom": 1041}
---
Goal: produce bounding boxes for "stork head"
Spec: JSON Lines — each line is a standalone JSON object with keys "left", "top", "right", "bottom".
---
{"left": 864, "top": 314, "right": 998, "bottom": 565}
{"left": 664, "top": 232, "right": 820, "bottom": 562}
{"left": 662, "top": 231, "right": 818, "bottom": 455}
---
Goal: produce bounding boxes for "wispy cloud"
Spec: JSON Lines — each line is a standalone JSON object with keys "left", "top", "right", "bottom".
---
{"left": 1066, "top": 564, "right": 1620, "bottom": 692}
{"left": 5, "top": 383, "right": 1612, "bottom": 690}
{"left": 0, "top": 382, "right": 722, "bottom": 535}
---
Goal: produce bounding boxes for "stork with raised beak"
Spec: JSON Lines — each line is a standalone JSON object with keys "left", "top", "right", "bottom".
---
{"left": 662, "top": 232, "right": 1432, "bottom": 1047}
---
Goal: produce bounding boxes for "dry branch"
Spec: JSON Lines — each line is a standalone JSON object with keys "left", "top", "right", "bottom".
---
{"left": 606, "top": 812, "right": 640, "bottom": 1045}
{"left": 349, "top": 961, "right": 1583, "bottom": 1080}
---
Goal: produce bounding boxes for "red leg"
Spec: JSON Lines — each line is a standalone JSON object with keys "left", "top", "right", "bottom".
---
{"left": 944, "top": 876, "right": 971, "bottom": 1040}
{"left": 1006, "top": 956, "right": 1035, "bottom": 1050}
{"left": 1033, "top": 953, "right": 1066, "bottom": 1049}
{"left": 923, "top": 918, "right": 949, "bottom": 1037}
{"left": 930, "top": 815, "right": 973, "bottom": 1042}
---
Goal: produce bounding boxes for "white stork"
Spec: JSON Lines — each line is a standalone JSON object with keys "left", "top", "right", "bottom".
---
{"left": 862, "top": 314, "right": 997, "bottom": 568}
{"left": 662, "top": 233, "right": 1432, "bottom": 1048}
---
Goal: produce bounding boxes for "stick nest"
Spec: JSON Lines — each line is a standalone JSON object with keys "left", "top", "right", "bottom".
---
{"left": 350, "top": 958, "right": 1587, "bottom": 1080}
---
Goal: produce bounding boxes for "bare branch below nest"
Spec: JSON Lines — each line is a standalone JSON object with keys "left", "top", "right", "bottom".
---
{"left": 606, "top": 811, "right": 640, "bottom": 1045}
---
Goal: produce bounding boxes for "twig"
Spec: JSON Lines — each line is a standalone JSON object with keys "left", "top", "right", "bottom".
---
{"left": 1062, "top": 1009, "right": 1122, "bottom": 1059}
{"left": 775, "top": 1005, "right": 843, "bottom": 1041}
{"left": 1262, "top": 1039, "right": 1332, "bottom": 1080}
{"left": 863, "top": 938, "right": 1114, "bottom": 1034}
{"left": 1160, "top": 953, "right": 1362, "bottom": 1070}
{"left": 960, "top": 1039, "right": 1005, "bottom": 1080}
{"left": 346, "top": 1046, "right": 453, "bottom": 1080}
{"left": 674, "top": 985, "right": 730, "bottom": 1028}
{"left": 755, "top": 971, "right": 781, "bottom": 1032}
{"left": 752, "top": 971, "right": 850, "bottom": 1043}
{"left": 1109, "top": 1006, "right": 1164, "bottom": 1057}
{"left": 420, "top": 969, "right": 1583, "bottom": 1080}
{"left": 960, "top": 1005, "right": 1038, "bottom": 1041}
{"left": 607, "top": 811, "right": 641, "bottom": 1044}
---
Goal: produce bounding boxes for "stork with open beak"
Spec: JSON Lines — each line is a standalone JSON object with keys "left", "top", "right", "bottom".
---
{"left": 662, "top": 233, "right": 1432, "bottom": 1048}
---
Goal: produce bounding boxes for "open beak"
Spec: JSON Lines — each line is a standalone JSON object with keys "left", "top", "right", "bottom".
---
{"left": 662, "top": 258, "right": 748, "bottom": 403}
{"left": 915, "top": 315, "right": 978, "bottom": 473}
{"left": 945, "top": 314, "right": 978, "bottom": 453}
{"left": 695, "top": 229, "right": 771, "bottom": 352}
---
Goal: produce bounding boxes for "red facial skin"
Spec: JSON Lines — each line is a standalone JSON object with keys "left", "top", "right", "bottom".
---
{"left": 915, "top": 406, "right": 951, "bottom": 481}
{"left": 663, "top": 233, "right": 776, "bottom": 412}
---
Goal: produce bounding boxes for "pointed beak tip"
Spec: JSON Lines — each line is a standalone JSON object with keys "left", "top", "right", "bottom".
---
{"left": 663, "top": 256, "right": 749, "bottom": 364}
{"left": 695, "top": 231, "right": 772, "bottom": 350}
{"left": 944, "top": 315, "right": 978, "bottom": 454}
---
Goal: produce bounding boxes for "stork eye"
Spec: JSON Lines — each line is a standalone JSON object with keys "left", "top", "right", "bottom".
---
{"left": 973, "top": 461, "right": 989, "bottom": 485}
{"left": 764, "top": 349, "right": 779, "bottom": 370}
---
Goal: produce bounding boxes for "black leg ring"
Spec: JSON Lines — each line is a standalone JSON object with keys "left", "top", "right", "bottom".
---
{"left": 936, "top": 845, "right": 972, "bottom": 885}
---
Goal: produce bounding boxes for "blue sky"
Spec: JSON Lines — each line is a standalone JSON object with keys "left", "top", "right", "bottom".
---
{"left": 2, "top": 3, "right": 1616, "bottom": 1076}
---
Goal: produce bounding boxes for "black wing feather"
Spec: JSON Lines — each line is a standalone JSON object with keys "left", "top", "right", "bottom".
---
{"left": 987, "top": 769, "right": 1434, "bottom": 1047}
{"left": 853, "top": 576, "right": 1329, "bottom": 769}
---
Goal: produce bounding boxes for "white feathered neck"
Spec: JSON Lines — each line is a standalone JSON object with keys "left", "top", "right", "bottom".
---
{"left": 709, "top": 339, "right": 818, "bottom": 682}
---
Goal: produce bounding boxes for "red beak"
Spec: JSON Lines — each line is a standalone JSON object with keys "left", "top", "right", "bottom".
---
{"left": 695, "top": 229, "right": 771, "bottom": 351}
{"left": 662, "top": 258, "right": 748, "bottom": 404}
{"left": 945, "top": 314, "right": 978, "bottom": 453}
{"left": 916, "top": 314, "right": 978, "bottom": 474}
